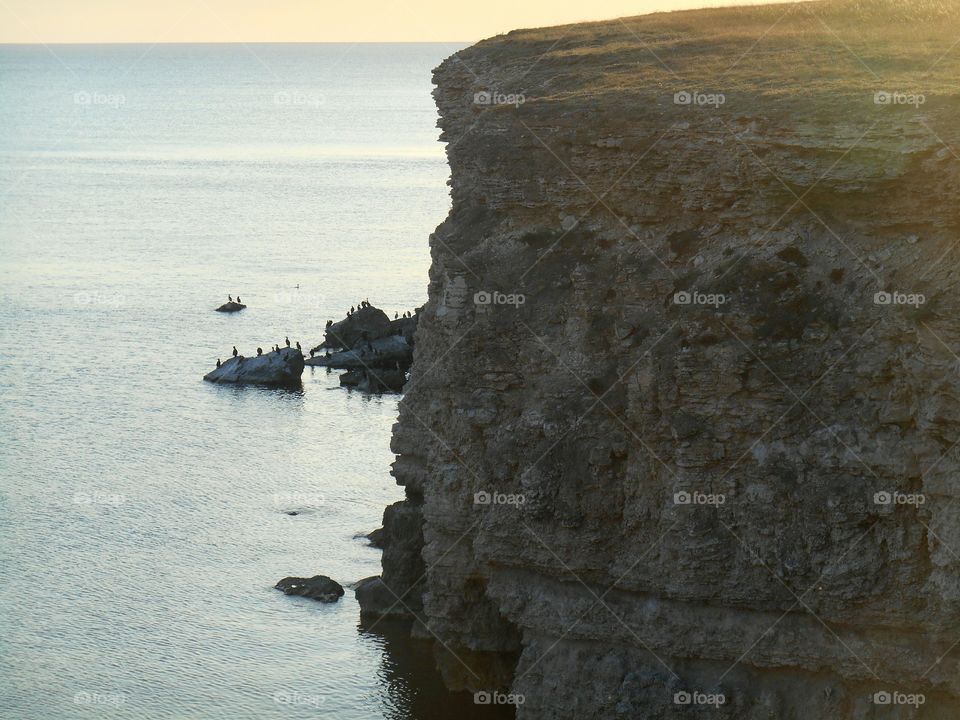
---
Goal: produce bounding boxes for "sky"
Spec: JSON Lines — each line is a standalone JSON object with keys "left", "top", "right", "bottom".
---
{"left": 0, "top": 0, "right": 789, "bottom": 43}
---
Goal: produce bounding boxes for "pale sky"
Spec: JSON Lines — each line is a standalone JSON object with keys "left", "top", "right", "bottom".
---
{"left": 0, "top": 0, "right": 788, "bottom": 43}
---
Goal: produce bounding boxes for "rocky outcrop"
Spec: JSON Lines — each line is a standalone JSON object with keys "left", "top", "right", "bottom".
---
{"left": 275, "top": 575, "right": 344, "bottom": 602}
{"left": 309, "top": 304, "right": 416, "bottom": 392}
{"left": 319, "top": 305, "right": 392, "bottom": 350}
{"left": 203, "top": 348, "right": 304, "bottom": 386}
{"left": 215, "top": 301, "right": 246, "bottom": 313}
{"left": 306, "top": 336, "right": 413, "bottom": 370}
{"left": 355, "top": 576, "right": 412, "bottom": 619}
{"left": 374, "top": 1, "right": 960, "bottom": 717}
{"left": 390, "top": 312, "right": 421, "bottom": 344}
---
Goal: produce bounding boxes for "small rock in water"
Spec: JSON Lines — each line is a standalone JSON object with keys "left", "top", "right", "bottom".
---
{"left": 366, "top": 527, "right": 386, "bottom": 548}
{"left": 275, "top": 575, "right": 344, "bottom": 603}
{"left": 355, "top": 575, "right": 410, "bottom": 619}
{"left": 215, "top": 301, "right": 246, "bottom": 313}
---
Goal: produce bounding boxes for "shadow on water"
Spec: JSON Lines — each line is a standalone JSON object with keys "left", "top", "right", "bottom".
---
{"left": 207, "top": 381, "right": 306, "bottom": 400}
{"left": 360, "top": 618, "right": 517, "bottom": 720}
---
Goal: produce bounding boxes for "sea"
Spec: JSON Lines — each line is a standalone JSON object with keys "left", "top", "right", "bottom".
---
{"left": 0, "top": 43, "right": 511, "bottom": 719}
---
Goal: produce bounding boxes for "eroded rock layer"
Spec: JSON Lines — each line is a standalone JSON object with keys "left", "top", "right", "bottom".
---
{"left": 379, "top": 1, "right": 960, "bottom": 717}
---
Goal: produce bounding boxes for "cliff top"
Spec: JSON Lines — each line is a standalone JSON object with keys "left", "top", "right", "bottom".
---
{"left": 443, "top": 0, "right": 960, "bottom": 120}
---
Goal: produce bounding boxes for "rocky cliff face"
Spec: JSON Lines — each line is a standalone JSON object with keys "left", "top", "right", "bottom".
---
{"left": 373, "top": 1, "right": 960, "bottom": 717}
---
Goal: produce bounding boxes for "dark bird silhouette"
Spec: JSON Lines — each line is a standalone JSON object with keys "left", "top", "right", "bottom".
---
{"left": 296, "top": 341, "right": 302, "bottom": 351}
{"left": 257, "top": 347, "right": 263, "bottom": 356}
{"left": 310, "top": 349, "right": 315, "bottom": 358}
{"left": 236, "top": 296, "right": 241, "bottom": 303}
{"left": 350, "top": 306, "right": 355, "bottom": 314}
{"left": 228, "top": 295, "right": 233, "bottom": 302}
{"left": 394, "top": 312, "right": 398, "bottom": 319}
{"left": 285, "top": 337, "right": 291, "bottom": 347}
{"left": 216, "top": 358, "right": 221, "bottom": 368}
{"left": 232, "top": 346, "right": 238, "bottom": 357}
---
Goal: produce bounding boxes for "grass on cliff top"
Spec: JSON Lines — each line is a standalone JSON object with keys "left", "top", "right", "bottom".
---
{"left": 458, "top": 0, "right": 960, "bottom": 109}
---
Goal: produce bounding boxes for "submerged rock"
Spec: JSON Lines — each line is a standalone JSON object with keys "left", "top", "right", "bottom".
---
{"left": 338, "top": 369, "right": 365, "bottom": 387}
{"left": 203, "top": 347, "right": 304, "bottom": 386}
{"left": 215, "top": 301, "right": 246, "bottom": 313}
{"left": 275, "top": 575, "right": 344, "bottom": 603}
{"left": 335, "top": 368, "right": 406, "bottom": 393}
{"left": 358, "top": 369, "right": 406, "bottom": 394}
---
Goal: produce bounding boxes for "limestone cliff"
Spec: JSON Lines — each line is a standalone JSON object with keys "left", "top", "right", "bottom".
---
{"left": 373, "top": 1, "right": 960, "bottom": 717}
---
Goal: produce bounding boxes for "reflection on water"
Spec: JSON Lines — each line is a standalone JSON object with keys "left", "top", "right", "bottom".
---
{"left": 0, "top": 42, "right": 476, "bottom": 719}
{"left": 361, "top": 619, "right": 517, "bottom": 720}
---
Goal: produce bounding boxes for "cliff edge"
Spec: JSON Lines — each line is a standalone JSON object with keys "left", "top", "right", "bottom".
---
{"left": 375, "top": 1, "right": 960, "bottom": 716}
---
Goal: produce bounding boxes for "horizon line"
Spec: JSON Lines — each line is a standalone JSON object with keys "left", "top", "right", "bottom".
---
{"left": 0, "top": 40, "right": 478, "bottom": 46}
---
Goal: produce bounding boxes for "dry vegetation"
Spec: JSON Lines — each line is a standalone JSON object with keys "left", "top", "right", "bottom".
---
{"left": 456, "top": 0, "right": 960, "bottom": 117}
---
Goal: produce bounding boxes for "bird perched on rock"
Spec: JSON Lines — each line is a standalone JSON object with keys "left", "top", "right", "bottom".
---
{"left": 257, "top": 347, "right": 263, "bottom": 356}
{"left": 216, "top": 359, "right": 221, "bottom": 368}
{"left": 236, "top": 296, "right": 241, "bottom": 303}
{"left": 394, "top": 312, "right": 398, "bottom": 319}
{"left": 296, "top": 341, "right": 302, "bottom": 352}
{"left": 285, "top": 337, "right": 291, "bottom": 347}
{"left": 232, "top": 346, "right": 238, "bottom": 357}
{"left": 228, "top": 295, "right": 233, "bottom": 302}
{"left": 350, "top": 306, "right": 355, "bottom": 314}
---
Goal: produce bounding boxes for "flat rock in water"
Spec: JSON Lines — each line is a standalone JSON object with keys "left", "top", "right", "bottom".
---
{"left": 203, "top": 347, "right": 304, "bottom": 386}
{"left": 275, "top": 575, "right": 344, "bottom": 603}
{"left": 215, "top": 301, "right": 247, "bottom": 313}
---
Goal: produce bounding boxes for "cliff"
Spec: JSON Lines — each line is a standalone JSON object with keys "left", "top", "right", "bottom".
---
{"left": 373, "top": 1, "right": 960, "bottom": 716}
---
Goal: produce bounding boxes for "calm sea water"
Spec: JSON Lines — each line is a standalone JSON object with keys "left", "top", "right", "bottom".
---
{"left": 0, "top": 43, "right": 507, "bottom": 719}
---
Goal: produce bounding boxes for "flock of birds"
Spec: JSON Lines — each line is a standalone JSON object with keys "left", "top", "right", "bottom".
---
{"left": 212, "top": 294, "right": 417, "bottom": 369}
{"left": 214, "top": 294, "right": 305, "bottom": 368}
